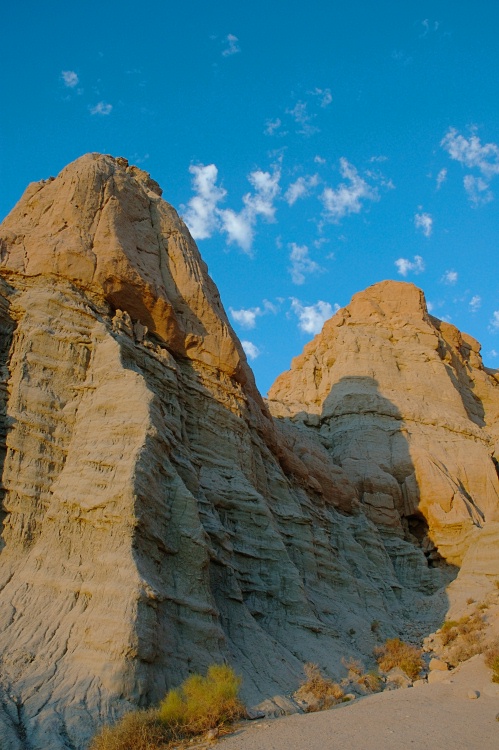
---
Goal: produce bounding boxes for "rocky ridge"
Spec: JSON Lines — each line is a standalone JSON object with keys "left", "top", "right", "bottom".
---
{"left": 0, "top": 154, "right": 497, "bottom": 749}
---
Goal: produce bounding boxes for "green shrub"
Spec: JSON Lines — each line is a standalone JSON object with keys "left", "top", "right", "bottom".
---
{"left": 158, "top": 664, "right": 244, "bottom": 735}
{"left": 90, "top": 664, "right": 244, "bottom": 750}
{"left": 374, "top": 638, "right": 424, "bottom": 680}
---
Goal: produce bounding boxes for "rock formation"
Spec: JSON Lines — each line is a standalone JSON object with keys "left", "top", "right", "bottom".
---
{"left": 0, "top": 155, "right": 497, "bottom": 749}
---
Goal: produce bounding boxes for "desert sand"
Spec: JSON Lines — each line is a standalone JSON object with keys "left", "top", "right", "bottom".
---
{"left": 220, "top": 656, "right": 498, "bottom": 750}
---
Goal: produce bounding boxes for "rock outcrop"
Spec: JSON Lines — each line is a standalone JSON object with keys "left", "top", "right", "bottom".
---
{"left": 268, "top": 280, "right": 499, "bottom": 589}
{"left": 0, "top": 155, "right": 497, "bottom": 749}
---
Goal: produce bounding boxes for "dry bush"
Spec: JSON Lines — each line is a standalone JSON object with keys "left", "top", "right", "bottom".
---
{"left": 442, "top": 612, "right": 486, "bottom": 666}
{"left": 341, "top": 657, "right": 363, "bottom": 678}
{"left": 159, "top": 664, "right": 244, "bottom": 736}
{"left": 89, "top": 710, "right": 171, "bottom": 750}
{"left": 90, "top": 665, "right": 244, "bottom": 750}
{"left": 356, "top": 670, "right": 383, "bottom": 693}
{"left": 440, "top": 620, "right": 459, "bottom": 646}
{"left": 484, "top": 642, "right": 499, "bottom": 683}
{"left": 298, "top": 663, "right": 344, "bottom": 710}
{"left": 374, "top": 638, "right": 424, "bottom": 680}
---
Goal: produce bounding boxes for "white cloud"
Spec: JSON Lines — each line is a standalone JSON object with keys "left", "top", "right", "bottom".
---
{"left": 309, "top": 87, "right": 333, "bottom": 107}
{"left": 89, "top": 101, "right": 112, "bottom": 115}
{"left": 490, "top": 349, "right": 498, "bottom": 358}
{"left": 230, "top": 306, "right": 261, "bottom": 329}
{"left": 284, "top": 174, "right": 319, "bottom": 205}
{"left": 219, "top": 208, "right": 254, "bottom": 252}
{"left": 62, "top": 70, "right": 78, "bottom": 88}
{"left": 288, "top": 243, "right": 323, "bottom": 285}
{"left": 469, "top": 295, "right": 481, "bottom": 312}
{"left": 394, "top": 255, "right": 425, "bottom": 276}
{"left": 441, "top": 128, "right": 499, "bottom": 178}
{"left": 286, "top": 100, "right": 319, "bottom": 136}
{"left": 442, "top": 270, "right": 458, "bottom": 285}
{"left": 436, "top": 168, "right": 447, "bottom": 188}
{"left": 264, "top": 118, "right": 282, "bottom": 136}
{"left": 463, "top": 175, "right": 494, "bottom": 206}
{"left": 184, "top": 163, "right": 280, "bottom": 254}
{"left": 183, "top": 164, "right": 227, "bottom": 240}
{"left": 427, "top": 301, "right": 434, "bottom": 312}
{"left": 490, "top": 311, "right": 499, "bottom": 331}
{"left": 321, "top": 158, "right": 378, "bottom": 222}
{"left": 241, "top": 340, "right": 260, "bottom": 360}
{"left": 414, "top": 212, "right": 433, "bottom": 237}
{"left": 441, "top": 128, "right": 499, "bottom": 205}
{"left": 219, "top": 167, "right": 281, "bottom": 253}
{"left": 291, "top": 298, "right": 338, "bottom": 334}
{"left": 222, "top": 34, "right": 240, "bottom": 57}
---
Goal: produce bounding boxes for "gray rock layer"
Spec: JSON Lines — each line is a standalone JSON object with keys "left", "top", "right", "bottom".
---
{"left": 0, "top": 155, "right": 497, "bottom": 749}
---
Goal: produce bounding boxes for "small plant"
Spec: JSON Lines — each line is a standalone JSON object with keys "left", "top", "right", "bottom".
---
{"left": 370, "top": 620, "right": 380, "bottom": 634}
{"left": 374, "top": 638, "right": 424, "bottom": 681}
{"left": 341, "top": 656, "right": 363, "bottom": 678}
{"left": 466, "top": 597, "right": 475, "bottom": 605}
{"left": 90, "top": 664, "right": 244, "bottom": 750}
{"left": 159, "top": 664, "right": 244, "bottom": 735}
{"left": 357, "top": 670, "right": 383, "bottom": 693}
{"left": 297, "top": 663, "right": 344, "bottom": 711}
{"left": 440, "top": 620, "right": 459, "bottom": 646}
{"left": 89, "top": 709, "right": 171, "bottom": 750}
{"left": 484, "top": 642, "right": 499, "bottom": 683}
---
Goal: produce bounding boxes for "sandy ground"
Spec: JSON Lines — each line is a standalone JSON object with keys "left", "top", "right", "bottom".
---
{"left": 219, "top": 656, "right": 499, "bottom": 750}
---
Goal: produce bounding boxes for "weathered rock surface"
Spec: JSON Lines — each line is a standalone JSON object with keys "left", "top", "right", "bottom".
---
{"left": 0, "top": 155, "right": 497, "bottom": 749}
{"left": 268, "top": 281, "right": 499, "bottom": 577}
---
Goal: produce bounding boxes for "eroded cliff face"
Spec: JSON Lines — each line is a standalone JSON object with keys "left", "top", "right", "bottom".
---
{"left": 268, "top": 280, "right": 499, "bottom": 579}
{"left": 0, "top": 156, "right": 497, "bottom": 749}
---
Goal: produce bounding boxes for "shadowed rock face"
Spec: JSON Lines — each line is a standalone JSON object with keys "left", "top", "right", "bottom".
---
{"left": 0, "top": 155, "right": 497, "bottom": 749}
{"left": 268, "top": 280, "right": 499, "bottom": 586}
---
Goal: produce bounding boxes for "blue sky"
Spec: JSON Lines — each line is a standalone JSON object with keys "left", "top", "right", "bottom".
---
{"left": 2, "top": 1, "right": 499, "bottom": 394}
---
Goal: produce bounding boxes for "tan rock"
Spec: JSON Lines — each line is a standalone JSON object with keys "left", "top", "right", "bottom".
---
{"left": 0, "top": 156, "right": 497, "bottom": 749}
{"left": 429, "top": 658, "right": 449, "bottom": 671}
{"left": 268, "top": 280, "right": 499, "bottom": 572}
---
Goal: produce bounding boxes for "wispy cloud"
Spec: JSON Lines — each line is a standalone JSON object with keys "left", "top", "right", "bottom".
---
{"left": 264, "top": 118, "right": 284, "bottom": 136}
{"left": 414, "top": 211, "right": 433, "bottom": 237}
{"left": 61, "top": 70, "right": 79, "bottom": 88}
{"left": 441, "top": 127, "right": 499, "bottom": 205}
{"left": 288, "top": 243, "right": 323, "bottom": 285}
{"left": 89, "top": 101, "right": 112, "bottom": 115}
{"left": 220, "top": 167, "right": 281, "bottom": 253}
{"left": 394, "top": 255, "right": 425, "bottom": 276}
{"left": 230, "top": 301, "right": 276, "bottom": 329}
{"left": 321, "top": 158, "right": 379, "bottom": 223}
{"left": 230, "top": 307, "right": 261, "bottom": 329}
{"left": 463, "top": 175, "right": 493, "bottom": 206}
{"left": 490, "top": 311, "right": 499, "bottom": 332}
{"left": 286, "top": 100, "right": 319, "bottom": 136}
{"left": 222, "top": 34, "right": 240, "bottom": 57}
{"left": 441, "top": 269, "right": 458, "bottom": 285}
{"left": 291, "top": 298, "right": 338, "bottom": 334}
{"left": 436, "top": 168, "right": 447, "bottom": 189}
{"left": 309, "top": 87, "right": 332, "bottom": 107}
{"left": 241, "top": 340, "right": 260, "bottom": 360}
{"left": 469, "top": 295, "right": 481, "bottom": 312}
{"left": 184, "top": 163, "right": 280, "bottom": 254}
{"left": 284, "top": 174, "right": 319, "bottom": 205}
{"left": 183, "top": 164, "right": 227, "bottom": 240}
